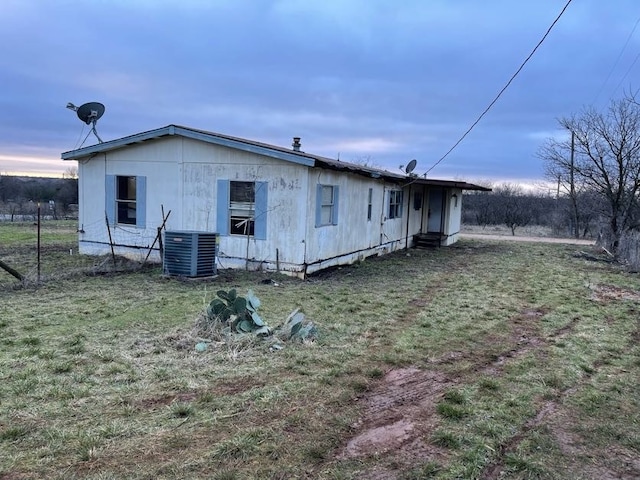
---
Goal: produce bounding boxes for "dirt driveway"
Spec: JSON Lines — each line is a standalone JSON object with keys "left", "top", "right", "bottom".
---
{"left": 460, "top": 233, "right": 596, "bottom": 246}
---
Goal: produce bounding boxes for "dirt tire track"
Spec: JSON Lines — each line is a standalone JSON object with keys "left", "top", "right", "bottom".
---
{"left": 480, "top": 318, "right": 640, "bottom": 480}
{"left": 335, "top": 308, "right": 583, "bottom": 478}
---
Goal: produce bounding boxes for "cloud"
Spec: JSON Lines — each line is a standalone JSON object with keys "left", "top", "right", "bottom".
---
{"left": 0, "top": 154, "right": 70, "bottom": 177}
{"left": 1, "top": 0, "right": 640, "bottom": 183}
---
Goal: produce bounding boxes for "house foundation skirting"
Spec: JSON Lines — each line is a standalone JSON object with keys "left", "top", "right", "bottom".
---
{"left": 79, "top": 237, "right": 418, "bottom": 278}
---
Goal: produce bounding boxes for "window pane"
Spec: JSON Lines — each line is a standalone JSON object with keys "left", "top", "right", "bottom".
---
{"left": 233, "top": 217, "right": 253, "bottom": 235}
{"left": 321, "top": 205, "right": 332, "bottom": 224}
{"left": 116, "top": 176, "right": 137, "bottom": 224}
{"left": 230, "top": 181, "right": 255, "bottom": 203}
{"left": 117, "top": 201, "right": 136, "bottom": 224}
{"left": 388, "top": 190, "right": 402, "bottom": 219}
{"left": 414, "top": 192, "right": 422, "bottom": 210}
{"left": 321, "top": 185, "right": 333, "bottom": 205}
{"left": 230, "top": 216, "right": 255, "bottom": 235}
{"left": 117, "top": 176, "right": 136, "bottom": 201}
{"left": 229, "top": 181, "right": 255, "bottom": 235}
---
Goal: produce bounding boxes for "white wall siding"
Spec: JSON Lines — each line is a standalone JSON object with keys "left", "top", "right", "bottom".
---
{"left": 303, "top": 170, "right": 423, "bottom": 272}
{"left": 78, "top": 138, "right": 181, "bottom": 259}
{"left": 180, "top": 139, "right": 308, "bottom": 273}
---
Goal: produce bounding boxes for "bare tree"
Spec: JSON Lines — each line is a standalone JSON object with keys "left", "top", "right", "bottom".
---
{"left": 539, "top": 132, "right": 584, "bottom": 238}
{"left": 462, "top": 188, "right": 494, "bottom": 228}
{"left": 63, "top": 166, "right": 78, "bottom": 179}
{"left": 494, "top": 183, "right": 536, "bottom": 235}
{"left": 539, "top": 94, "right": 640, "bottom": 254}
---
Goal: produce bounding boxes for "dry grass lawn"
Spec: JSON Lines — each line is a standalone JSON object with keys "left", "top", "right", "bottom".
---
{"left": 1, "top": 221, "right": 639, "bottom": 479}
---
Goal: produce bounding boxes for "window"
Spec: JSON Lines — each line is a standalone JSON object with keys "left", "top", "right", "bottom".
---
{"left": 116, "top": 176, "right": 137, "bottom": 224}
{"left": 413, "top": 191, "right": 423, "bottom": 211}
{"left": 315, "top": 184, "right": 339, "bottom": 227}
{"left": 216, "top": 180, "right": 268, "bottom": 240}
{"left": 105, "top": 175, "right": 146, "bottom": 228}
{"left": 367, "top": 188, "right": 373, "bottom": 221}
{"left": 229, "top": 181, "right": 255, "bottom": 236}
{"left": 320, "top": 185, "right": 334, "bottom": 224}
{"left": 388, "top": 190, "right": 403, "bottom": 219}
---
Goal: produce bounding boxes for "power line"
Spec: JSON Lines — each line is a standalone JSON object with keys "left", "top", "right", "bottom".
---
{"left": 424, "top": 0, "right": 573, "bottom": 177}
{"left": 610, "top": 49, "right": 640, "bottom": 99}
{"left": 592, "top": 14, "right": 640, "bottom": 104}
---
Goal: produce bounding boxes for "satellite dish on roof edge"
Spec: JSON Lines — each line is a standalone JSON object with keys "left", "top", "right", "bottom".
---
{"left": 66, "top": 101, "right": 105, "bottom": 144}
{"left": 76, "top": 102, "right": 105, "bottom": 125}
{"left": 405, "top": 159, "right": 417, "bottom": 175}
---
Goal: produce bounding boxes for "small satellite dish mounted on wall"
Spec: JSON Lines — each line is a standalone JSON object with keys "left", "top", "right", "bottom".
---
{"left": 66, "top": 101, "right": 105, "bottom": 143}
{"left": 405, "top": 159, "right": 417, "bottom": 175}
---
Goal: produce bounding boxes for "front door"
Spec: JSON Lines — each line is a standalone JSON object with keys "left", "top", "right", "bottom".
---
{"left": 427, "top": 188, "right": 444, "bottom": 233}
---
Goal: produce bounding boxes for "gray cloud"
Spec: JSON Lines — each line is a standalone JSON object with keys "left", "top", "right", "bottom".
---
{"left": 1, "top": 0, "right": 639, "bottom": 182}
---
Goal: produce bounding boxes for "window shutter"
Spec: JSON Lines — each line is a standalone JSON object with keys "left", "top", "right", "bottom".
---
{"left": 254, "top": 181, "right": 268, "bottom": 240}
{"left": 315, "top": 184, "right": 323, "bottom": 228}
{"left": 332, "top": 185, "right": 339, "bottom": 225}
{"left": 399, "top": 191, "right": 404, "bottom": 218}
{"left": 105, "top": 175, "right": 115, "bottom": 225}
{"left": 216, "top": 179, "right": 230, "bottom": 235}
{"left": 136, "top": 176, "right": 147, "bottom": 228}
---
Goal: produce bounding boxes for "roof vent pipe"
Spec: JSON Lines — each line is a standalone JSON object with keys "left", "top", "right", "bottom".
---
{"left": 292, "top": 137, "right": 301, "bottom": 151}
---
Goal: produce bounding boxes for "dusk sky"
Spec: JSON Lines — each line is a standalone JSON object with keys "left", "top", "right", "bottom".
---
{"left": 1, "top": 0, "right": 639, "bottom": 185}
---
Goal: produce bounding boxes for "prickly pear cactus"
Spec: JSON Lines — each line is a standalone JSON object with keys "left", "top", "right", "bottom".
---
{"left": 206, "top": 289, "right": 271, "bottom": 336}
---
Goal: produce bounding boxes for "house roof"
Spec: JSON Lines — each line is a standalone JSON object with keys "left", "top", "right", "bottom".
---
{"left": 61, "top": 124, "right": 490, "bottom": 191}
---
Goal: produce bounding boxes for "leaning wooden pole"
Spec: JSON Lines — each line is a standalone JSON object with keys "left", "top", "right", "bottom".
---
{"left": 105, "top": 211, "right": 117, "bottom": 268}
{"left": 37, "top": 203, "right": 41, "bottom": 283}
{"left": 0, "top": 259, "right": 24, "bottom": 281}
{"left": 143, "top": 209, "right": 171, "bottom": 265}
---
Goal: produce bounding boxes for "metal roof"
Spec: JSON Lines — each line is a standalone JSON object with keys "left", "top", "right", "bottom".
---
{"left": 61, "top": 124, "right": 490, "bottom": 191}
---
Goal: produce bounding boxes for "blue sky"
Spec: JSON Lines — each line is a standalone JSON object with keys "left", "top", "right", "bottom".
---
{"left": 1, "top": 0, "right": 639, "bottom": 184}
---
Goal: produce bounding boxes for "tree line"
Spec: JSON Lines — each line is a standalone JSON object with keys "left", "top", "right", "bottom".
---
{"left": 0, "top": 172, "right": 78, "bottom": 220}
{"left": 463, "top": 184, "right": 600, "bottom": 238}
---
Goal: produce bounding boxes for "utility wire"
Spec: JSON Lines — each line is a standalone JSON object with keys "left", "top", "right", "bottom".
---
{"left": 592, "top": 14, "right": 640, "bottom": 104}
{"left": 610, "top": 49, "right": 640, "bottom": 99}
{"left": 72, "top": 124, "right": 86, "bottom": 150}
{"left": 424, "top": 0, "right": 573, "bottom": 177}
{"left": 78, "top": 129, "right": 93, "bottom": 149}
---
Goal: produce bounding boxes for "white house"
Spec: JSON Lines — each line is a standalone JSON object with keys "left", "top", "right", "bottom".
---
{"left": 61, "top": 125, "right": 489, "bottom": 277}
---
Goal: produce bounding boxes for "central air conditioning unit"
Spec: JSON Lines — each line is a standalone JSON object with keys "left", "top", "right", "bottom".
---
{"left": 163, "top": 231, "right": 218, "bottom": 277}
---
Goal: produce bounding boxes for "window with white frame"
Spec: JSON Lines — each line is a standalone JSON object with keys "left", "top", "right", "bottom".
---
{"left": 322, "top": 185, "right": 334, "bottom": 224}
{"left": 106, "top": 174, "right": 146, "bottom": 228}
{"left": 229, "top": 181, "right": 255, "bottom": 236}
{"left": 388, "top": 190, "right": 403, "bottom": 219}
{"left": 367, "top": 188, "right": 373, "bottom": 221}
{"left": 116, "top": 176, "right": 137, "bottom": 225}
{"left": 315, "top": 184, "right": 339, "bottom": 227}
{"left": 216, "top": 180, "right": 268, "bottom": 239}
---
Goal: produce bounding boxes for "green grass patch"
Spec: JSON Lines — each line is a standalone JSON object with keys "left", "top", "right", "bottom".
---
{"left": 0, "top": 225, "right": 639, "bottom": 478}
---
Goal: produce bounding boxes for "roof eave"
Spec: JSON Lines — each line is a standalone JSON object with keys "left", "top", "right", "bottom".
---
{"left": 61, "top": 124, "right": 316, "bottom": 167}
{"left": 61, "top": 126, "right": 175, "bottom": 160}
{"left": 407, "top": 178, "right": 492, "bottom": 191}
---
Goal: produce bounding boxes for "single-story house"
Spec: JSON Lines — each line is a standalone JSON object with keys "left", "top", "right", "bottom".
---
{"left": 61, "top": 125, "right": 489, "bottom": 277}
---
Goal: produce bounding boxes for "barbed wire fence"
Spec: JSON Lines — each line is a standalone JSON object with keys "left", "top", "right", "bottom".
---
{"left": 0, "top": 209, "right": 171, "bottom": 289}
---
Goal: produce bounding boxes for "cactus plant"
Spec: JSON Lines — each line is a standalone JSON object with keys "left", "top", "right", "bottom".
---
{"left": 206, "top": 289, "right": 271, "bottom": 336}
{"left": 199, "top": 290, "right": 317, "bottom": 350}
{"left": 276, "top": 308, "right": 317, "bottom": 342}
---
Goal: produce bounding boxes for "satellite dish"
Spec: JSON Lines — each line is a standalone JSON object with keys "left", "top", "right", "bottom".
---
{"left": 76, "top": 102, "right": 105, "bottom": 125}
{"left": 405, "top": 159, "right": 417, "bottom": 174}
{"left": 66, "top": 101, "right": 105, "bottom": 144}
